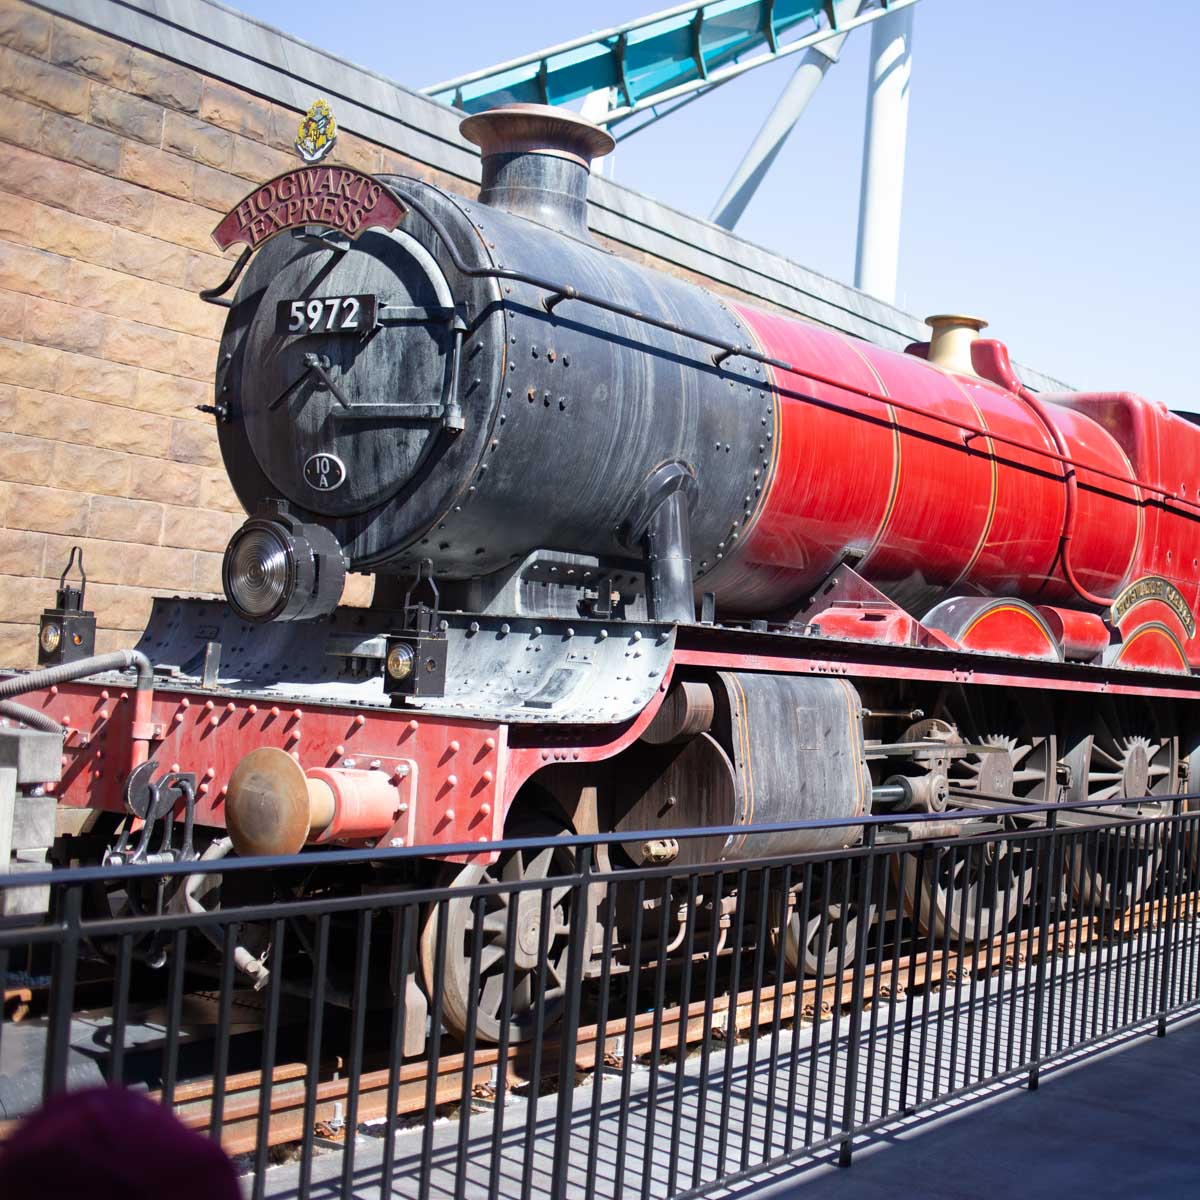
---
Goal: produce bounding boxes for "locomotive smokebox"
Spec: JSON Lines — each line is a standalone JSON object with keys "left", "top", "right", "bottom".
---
{"left": 460, "top": 104, "right": 615, "bottom": 239}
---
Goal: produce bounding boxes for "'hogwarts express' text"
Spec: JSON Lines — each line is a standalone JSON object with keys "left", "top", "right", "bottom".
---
{"left": 212, "top": 166, "right": 407, "bottom": 251}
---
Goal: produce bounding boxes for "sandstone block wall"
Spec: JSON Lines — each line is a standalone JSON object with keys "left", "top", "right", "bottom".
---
{"left": 0, "top": 0, "right": 449, "bottom": 665}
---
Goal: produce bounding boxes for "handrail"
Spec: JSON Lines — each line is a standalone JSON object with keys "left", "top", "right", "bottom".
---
{"left": 4, "top": 792, "right": 1192, "bottom": 890}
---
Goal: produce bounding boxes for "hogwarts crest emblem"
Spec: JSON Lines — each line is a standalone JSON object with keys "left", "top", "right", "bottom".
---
{"left": 295, "top": 98, "right": 337, "bottom": 164}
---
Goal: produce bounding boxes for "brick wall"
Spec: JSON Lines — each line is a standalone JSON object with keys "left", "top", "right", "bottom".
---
{"left": 0, "top": 0, "right": 466, "bottom": 666}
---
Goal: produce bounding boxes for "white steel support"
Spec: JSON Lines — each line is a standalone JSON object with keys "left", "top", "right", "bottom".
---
{"left": 710, "top": 0, "right": 863, "bottom": 230}
{"left": 579, "top": 88, "right": 616, "bottom": 176}
{"left": 853, "top": 4, "right": 914, "bottom": 303}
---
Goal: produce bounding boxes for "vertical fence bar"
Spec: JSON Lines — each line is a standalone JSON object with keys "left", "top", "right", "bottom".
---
{"left": 1004, "top": 835, "right": 1028, "bottom": 1074}
{"left": 950, "top": 840, "right": 976, "bottom": 1093}
{"left": 692, "top": 869, "right": 724, "bottom": 1187}
{"left": 339, "top": 910, "right": 373, "bottom": 1198}
{"left": 667, "top": 872, "right": 701, "bottom": 1195}
{"left": 739, "top": 866, "right": 773, "bottom": 1173}
{"left": 1159, "top": 801, "right": 1182, "bottom": 1030}
{"left": 251, "top": 918, "right": 286, "bottom": 1200}
{"left": 931, "top": 845, "right": 955, "bottom": 1104}
{"left": 1136, "top": 817, "right": 1161, "bottom": 1027}
{"left": 917, "top": 846, "right": 941, "bottom": 1106}
{"left": 804, "top": 863, "right": 832, "bottom": 1147}
{"left": 863, "top": 846, "right": 890, "bottom": 1123}
{"left": 161, "top": 927, "right": 188, "bottom": 1110}
{"left": 584, "top": 875, "right": 617, "bottom": 1200}
{"left": 784, "top": 860, "right": 812, "bottom": 1155}
{"left": 900, "top": 845, "right": 926, "bottom": 1113}
{"left": 551, "top": 845, "right": 593, "bottom": 1200}
{"left": 823, "top": 863, "right": 853, "bottom": 1142}
{"left": 299, "top": 913, "right": 330, "bottom": 1200}
{"left": 965, "top": 836, "right": 990, "bottom": 1090}
{"left": 717, "top": 867, "right": 749, "bottom": 1178}
{"left": 1028, "top": 811, "right": 1058, "bottom": 1090}
{"left": 519, "top": 886, "right": 555, "bottom": 1200}
{"left": 486, "top": 872, "right": 521, "bottom": 1200}
{"left": 209, "top": 918, "right": 239, "bottom": 1147}
{"left": 640, "top": 874, "right": 674, "bottom": 1198}
{"left": 455, "top": 894, "right": 486, "bottom": 1200}
{"left": 421, "top": 897, "right": 450, "bottom": 1200}
{"left": 42, "top": 884, "right": 82, "bottom": 1099}
{"left": 614, "top": 876, "right": 646, "bottom": 1200}
{"left": 1116, "top": 822, "right": 1135, "bottom": 1032}
{"left": 109, "top": 932, "right": 133, "bottom": 1087}
{"left": 882, "top": 849, "right": 905, "bottom": 1121}
{"left": 380, "top": 904, "right": 414, "bottom": 1197}
{"left": 1074, "top": 823, "right": 1092, "bottom": 1039}
{"left": 837, "top": 825, "right": 875, "bottom": 1166}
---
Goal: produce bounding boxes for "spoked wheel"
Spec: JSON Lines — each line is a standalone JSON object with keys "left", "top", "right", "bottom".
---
{"left": 897, "top": 839, "right": 1033, "bottom": 944}
{"left": 420, "top": 822, "right": 596, "bottom": 1044}
{"left": 931, "top": 685, "right": 1058, "bottom": 804}
{"left": 1064, "top": 698, "right": 1178, "bottom": 913}
{"left": 781, "top": 901, "right": 859, "bottom": 979}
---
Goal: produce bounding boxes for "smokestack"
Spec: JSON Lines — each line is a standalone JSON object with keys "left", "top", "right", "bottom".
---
{"left": 925, "top": 314, "right": 988, "bottom": 377}
{"left": 459, "top": 103, "right": 615, "bottom": 240}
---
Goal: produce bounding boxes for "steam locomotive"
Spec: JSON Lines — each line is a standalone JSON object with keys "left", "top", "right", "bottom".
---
{"left": 11, "top": 104, "right": 1200, "bottom": 1041}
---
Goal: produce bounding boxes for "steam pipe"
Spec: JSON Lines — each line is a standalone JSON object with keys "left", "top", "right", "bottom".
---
{"left": 0, "top": 699, "right": 63, "bottom": 735}
{"left": 0, "top": 648, "right": 156, "bottom": 767}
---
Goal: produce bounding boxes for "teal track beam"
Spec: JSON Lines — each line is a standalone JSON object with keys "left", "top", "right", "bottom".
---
{"left": 423, "top": 0, "right": 921, "bottom": 127}
{"left": 710, "top": 0, "right": 864, "bottom": 229}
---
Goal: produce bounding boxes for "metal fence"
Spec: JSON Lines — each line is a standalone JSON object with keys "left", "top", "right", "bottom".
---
{"left": 2, "top": 795, "right": 1199, "bottom": 1198}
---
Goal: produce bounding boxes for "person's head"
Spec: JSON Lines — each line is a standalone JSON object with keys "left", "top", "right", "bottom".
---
{"left": 0, "top": 1086, "right": 240, "bottom": 1199}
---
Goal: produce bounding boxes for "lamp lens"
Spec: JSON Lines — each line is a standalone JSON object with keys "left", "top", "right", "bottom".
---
{"left": 226, "top": 526, "right": 291, "bottom": 618}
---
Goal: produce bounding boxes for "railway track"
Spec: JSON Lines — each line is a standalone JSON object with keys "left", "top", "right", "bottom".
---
{"left": 148, "top": 891, "right": 1198, "bottom": 1156}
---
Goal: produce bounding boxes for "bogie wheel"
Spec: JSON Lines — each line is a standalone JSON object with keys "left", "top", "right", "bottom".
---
{"left": 420, "top": 819, "right": 596, "bottom": 1044}
{"left": 1064, "top": 697, "right": 1178, "bottom": 912}
{"left": 897, "top": 839, "right": 1032, "bottom": 944}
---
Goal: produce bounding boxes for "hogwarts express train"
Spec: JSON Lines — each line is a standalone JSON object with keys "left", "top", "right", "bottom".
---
{"left": 8, "top": 104, "right": 1200, "bottom": 1040}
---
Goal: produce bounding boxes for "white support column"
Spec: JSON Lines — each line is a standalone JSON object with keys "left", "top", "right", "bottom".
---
{"left": 853, "top": 5, "right": 914, "bottom": 303}
{"left": 579, "top": 88, "right": 616, "bottom": 177}
{"left": 710, "top": 0, "right": 862, "bottom": 230}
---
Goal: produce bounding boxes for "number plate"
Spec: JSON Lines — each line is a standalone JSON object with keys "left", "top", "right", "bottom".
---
{"left": 276, "top": 294, "right": 377, "bottom": 336}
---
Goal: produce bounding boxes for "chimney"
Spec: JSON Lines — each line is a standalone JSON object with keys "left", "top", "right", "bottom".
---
{"left": 925, "top": 314, "right": 988, "bottom": 377}
{"left": 459, "top": 103, "right": 615, "bottom": 240}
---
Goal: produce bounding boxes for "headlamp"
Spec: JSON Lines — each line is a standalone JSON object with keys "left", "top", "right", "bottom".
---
{"left": 222, "top": 503, "right": 346, "bottom": 622}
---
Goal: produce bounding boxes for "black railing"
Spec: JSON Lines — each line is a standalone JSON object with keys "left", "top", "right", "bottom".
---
{"left": 2, "top": 795, "right": 1199, "bottom": 1198}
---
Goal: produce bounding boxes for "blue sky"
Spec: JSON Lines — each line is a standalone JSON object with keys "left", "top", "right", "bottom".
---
{"left": 234, "top": 0, "right": 1198, "bottom": 410}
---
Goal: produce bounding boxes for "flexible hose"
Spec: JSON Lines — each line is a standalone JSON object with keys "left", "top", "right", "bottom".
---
{"left": 0, "top": 699, "right": 64, "bottom": 734}
{"left": 0, "top": 648, "right": 153, "bottom": 698}
{"left": 172, "top": 837, "right": 271, "bottom": 990}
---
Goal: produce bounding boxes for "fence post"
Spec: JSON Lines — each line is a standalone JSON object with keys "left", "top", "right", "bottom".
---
{"left": 42, "top": 884, "right": 82, "bottom": 1099}
{"left": 1027, "top": 807, "right": 1059, "bottom": 1091}
{"left": 838, "top": 823, "right": 876, "bottom": 1168}
{"left": 1157, "top": 798, "right": 1183, "bottom": 1037}
{"left": 550, "top": 843, "right": 592, "bottom": 1200}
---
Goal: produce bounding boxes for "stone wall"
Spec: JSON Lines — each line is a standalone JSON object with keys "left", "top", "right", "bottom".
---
{"left": 0, "top": 0, "right": 455, "bottom": 665}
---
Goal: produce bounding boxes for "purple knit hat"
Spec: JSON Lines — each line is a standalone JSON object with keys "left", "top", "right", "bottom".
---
{"left": 0, "top": 1086, "right": 241, "bottom": 1199}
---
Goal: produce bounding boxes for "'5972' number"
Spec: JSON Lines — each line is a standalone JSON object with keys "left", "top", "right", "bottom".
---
{"left": 275, "top": 293, "right": 376, "bottom": 335}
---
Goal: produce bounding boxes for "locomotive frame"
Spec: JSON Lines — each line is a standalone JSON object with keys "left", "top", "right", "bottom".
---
{"left": 7, "top": 103, "right": 1200, "bottom": 1043}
